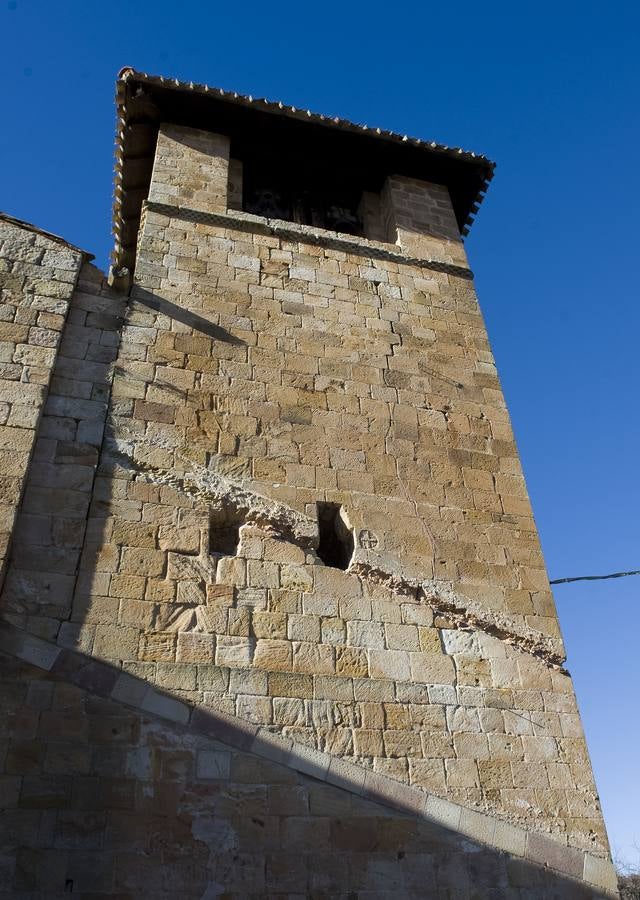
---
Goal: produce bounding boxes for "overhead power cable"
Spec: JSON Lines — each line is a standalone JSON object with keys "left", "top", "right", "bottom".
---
{"left": 550, "top": 569, "right": 640, "bottom": 585}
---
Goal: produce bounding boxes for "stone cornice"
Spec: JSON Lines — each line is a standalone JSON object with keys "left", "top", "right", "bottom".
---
{"left": 143, "top": 201, "right": 475, "bottom": 281}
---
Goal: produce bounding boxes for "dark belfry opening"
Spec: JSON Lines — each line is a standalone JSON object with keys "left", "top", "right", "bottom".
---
{"left": 239, "top": 152, "right": 377, "bottom": 237}
{"left": 209, "top": 504, "right": 243, "bottom": 557}
{"left": 316, "top": 503, "right": 354, "bottom": 570}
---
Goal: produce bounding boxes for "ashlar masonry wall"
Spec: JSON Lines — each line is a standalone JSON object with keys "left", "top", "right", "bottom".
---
{"left": 0, "top": 122, "right": 615, "bottom": 894}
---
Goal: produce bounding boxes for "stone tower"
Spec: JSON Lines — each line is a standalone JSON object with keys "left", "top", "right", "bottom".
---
{"left": 0, "top": 69, "right": 617, "bottom": 896}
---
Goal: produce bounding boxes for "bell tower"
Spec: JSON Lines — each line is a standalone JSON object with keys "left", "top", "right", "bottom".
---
{"left": 0, "top": 69, "right": 617, "bottom": 897}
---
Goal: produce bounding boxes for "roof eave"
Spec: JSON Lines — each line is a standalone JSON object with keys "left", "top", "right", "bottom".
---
{"left": 111, "top": 68, "right": 495, "bottom": 271}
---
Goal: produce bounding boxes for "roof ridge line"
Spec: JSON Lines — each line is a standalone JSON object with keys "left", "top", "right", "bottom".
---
{"left": 0, "top": 211, "right": 94, "bottom": 259}
{"left": 117, "top": 67, "right": 496, "bottom": 167}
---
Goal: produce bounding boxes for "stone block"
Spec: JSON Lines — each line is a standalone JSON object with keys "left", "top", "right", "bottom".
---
{"left": 140, "top": 688, "right": 190, "bottom": 725}
{"left": 385, "top": 623, "right": 420, "bottom": 651}
{"left": 229, "top": 668, "right": 268, "bottom": 696}
{"left": 326, "top": 755, "right": 367, "bottom": 795}
{"left": 292, "top": 641, "right": 334, "bottom": 675}
{"left": 196, "top": 665, "right": 229, "bottom": 693}
{"left": 251, "top": 611, "right": 287, "bottom": 639}
{"left": 196, "top": 749, "right": 231, "bottom": 779}
{"left": 176, "top": 632, "right": 216, "bottom": 663}
{"left": 236, "top": 694, "right": 273, "bottom": 725}
{"left": 353, "top": 677, "right": 395, "bottom": 702}
{"left": 280, "top": 564, "right": 313, "bottom": 592}
{"left": 252, "top": 727, "right": 293, "bottom": 767}
{"left": 253, "top": 639, "right": 292, "bottom": 672}
{"left": 111, "top": 672, "right": 148, "bottom": 707}
{"left": 368, "top": 648, "right": 410, "bottom": 681}
{"left": 582, "top": 854, "right": 619, "bottom": 892}
{"left": 425, "top": 795, "right": 461, "bottom": 831}
{"left": 458, "top": 807, "right": 496, "bottom": 845}
{"left": 215, "top": 636, "right": 254, "bottom": 668}
{"left": 228, "top": 606, "right": 251, "bottom": 637}
{"left": 353, "top": 728, "right": 384, "bottom": 758}
{"left": 288, "top": 743, "right": 329, "bottom": 781}
{"left": 441, "top": 628, "right": 482, "bottom": 656}
{"left": 383, "top": 729, "right": 422, "bottom": 759}
{"left": 93, "top": 625, "right": 139, "bottom": 661}
{"left": 335, "top": 646, "right": 368, "bottom": 677}
{"left": 139, "top": 632, "right": 176, "bottom": 662}
{"left": 444, "top": 758, "right": 480, "bottom": 788}
{"left": 409, "top": 651, "right": 455, "bottom": 684}
{"left": 273, "top": 697, "right": 306, "bottom": 726}
{"left": 287, "top": 614, "right": 320, "bottom": 643}
{"left": 363, "top": 769, "right": 425, "bottom": 814}
{"left": 8, "top": 632, "right": 60, "bottom": 671}
{"left": 525, "top": 832, "right": 583, "bottom": 879}
{"left": 155, "top": 662, "right": 197, "bottom": 691}
{"left": 269, "top": 672, "right": 313, "bottom": 699}
{"left": 313, "top": 675, "right": 353, "bottom": 701}
{"left": 493, "top": 819, "right": 526, "bottom": 856}
{"left": 347, "top": 620, "right": 385, "bottom": 649}
{"left": 453, "top": 732, "right": 490, "bottom": 760}
{"left": 120, "top": 548, "right": 165, "bottom": 576}
{"left": 206, "top": 583, "right": 234, "bottom": 605}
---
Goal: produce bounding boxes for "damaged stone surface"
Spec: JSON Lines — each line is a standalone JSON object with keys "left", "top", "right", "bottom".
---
{"left": 352, "top": 557, "right": 566, "bottom": 667}
{"left": 108, "top": 444, "right": 567, "bottom": 667}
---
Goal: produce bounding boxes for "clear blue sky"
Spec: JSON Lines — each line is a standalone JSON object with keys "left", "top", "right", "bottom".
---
{"left": 2, "top": 0, "right": 638, "bottom": 868}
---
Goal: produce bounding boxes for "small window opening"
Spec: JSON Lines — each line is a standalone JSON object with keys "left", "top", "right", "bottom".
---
{"left": 209, "top": 503, "right": 243, "bottom": 557}
{"left": 317, "top": 503, "right": 354, "bottom": 570}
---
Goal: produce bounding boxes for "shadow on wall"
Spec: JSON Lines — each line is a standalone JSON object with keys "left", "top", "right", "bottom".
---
{"left": 132, "top": 287, "right": 246, "bottom": 345}
{"left": 0, "top": 638, "right": 613, "bottom": 898}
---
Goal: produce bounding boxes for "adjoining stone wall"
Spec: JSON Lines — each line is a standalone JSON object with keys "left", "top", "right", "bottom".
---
{"left": 0, "top": 648, "right": 616, "bottom": 898}
{"left": 1, "top": 263, "right": 124, "bottom": 641}
{"left": 0, "top": 218, "right": 84, "bottom": 589}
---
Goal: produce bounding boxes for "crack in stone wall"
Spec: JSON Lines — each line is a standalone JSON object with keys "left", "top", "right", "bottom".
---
{"left": 105, "top": 440, "right": 318, "bottom": 549}
{"left": 109, "top": 442, "right": 566, "bottom": 668}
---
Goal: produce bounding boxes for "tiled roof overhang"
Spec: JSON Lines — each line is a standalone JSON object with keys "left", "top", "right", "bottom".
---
{"left": 112, "top": 68, "right": 495, "bottom": 273}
